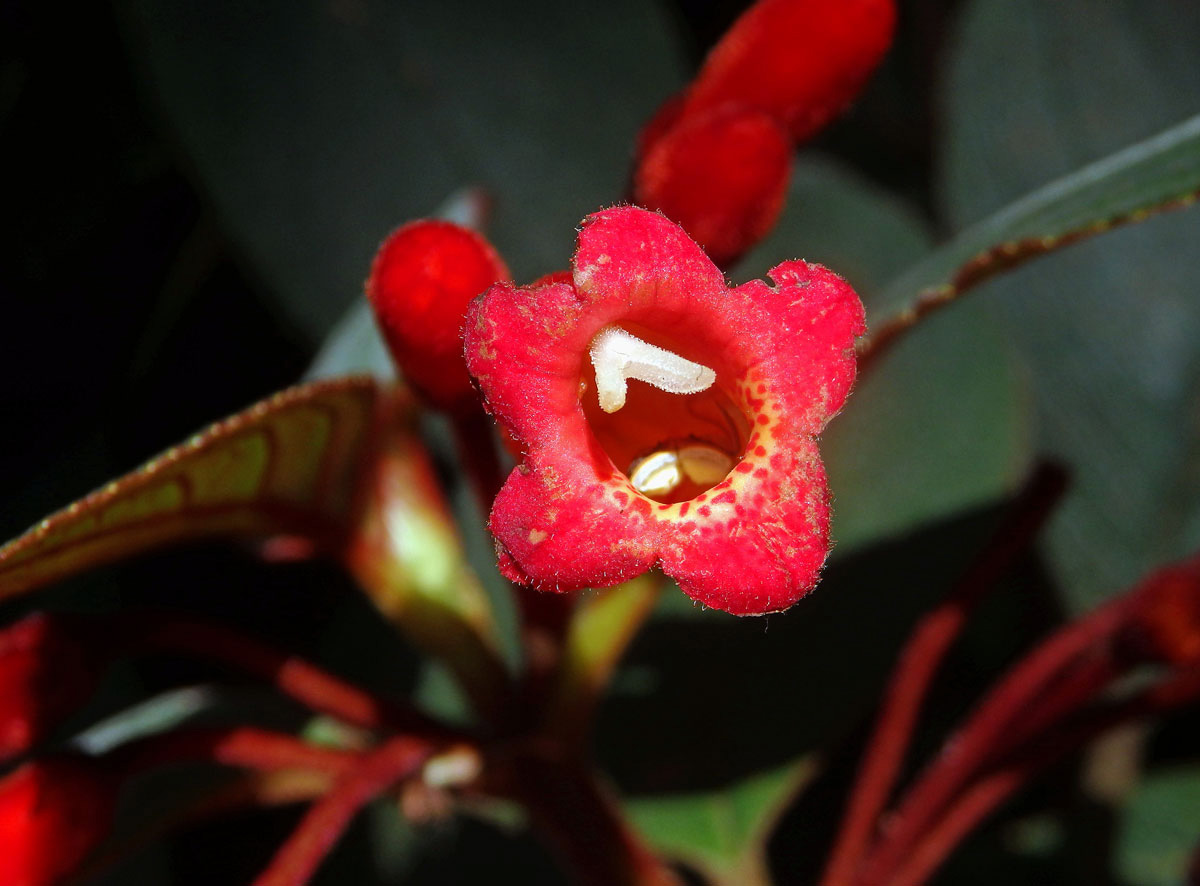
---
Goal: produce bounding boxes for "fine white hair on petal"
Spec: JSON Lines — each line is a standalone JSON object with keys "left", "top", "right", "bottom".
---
{"left": 588, "top": 326, "right": 716, "bottom": 413}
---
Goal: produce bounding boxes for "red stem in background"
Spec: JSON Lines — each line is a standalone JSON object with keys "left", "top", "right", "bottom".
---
{"left": 251, "top": 736, "right": 433, "bottom": 886}
{"left": 447, "top": 404, "right": 575, "bottom": 710}
{"left": 120, "top": 613, "right": 453, "bottom": 738}
{"left": 819, "top": 463, "right": 1067, "bottom": 886}
{"left": 885, "top": 660, "right": 1200, "bottom": 886}
{"left": 855, "top": 591, "right": 1138, "bottom": 886}
{"left": 113, "top": 726, "right": 358, "bottom": 778}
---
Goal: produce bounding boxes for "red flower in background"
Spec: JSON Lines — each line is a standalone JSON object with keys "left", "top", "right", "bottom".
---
{"left": 634, "top": 0, "right": 897, "bottom": 266}
{"left": 0, "top": 614, "right": 97, "bottom": 760}
{"left": 0, "top": 758, "right": 113, "bottom": 886}
{"left": 465, "top": 207, "right": 863, "bottom": 615}
{"left": 1124, "top": 554, "right": 1200, "bottom": 666}
{"left": 367, "top": 220, "right": 511, "bottom": 410}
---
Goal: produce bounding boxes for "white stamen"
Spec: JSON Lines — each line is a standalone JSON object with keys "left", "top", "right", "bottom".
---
{"left": 588, "top": 326, "right": 716, "bottom": 414}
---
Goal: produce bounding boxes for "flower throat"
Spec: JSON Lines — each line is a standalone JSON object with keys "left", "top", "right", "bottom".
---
{"left": 584, "top": 325, "right": 748, "bottom": 504}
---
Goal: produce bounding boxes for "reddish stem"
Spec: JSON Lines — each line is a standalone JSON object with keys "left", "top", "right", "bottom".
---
{"left": 252, "top": 735, "right": 433, "bottom": 886}
{"left": 120, "top": 613, "right": 451, "bottom": 738}
{"left": 449, "top": 405, "right": 506, "bottom": 511}
{"left": 855, "top": 591, "right": 1137, "bottom": 886}
{"left": 885, "top": 660, "right": 1200, "bottom": 886}
{"left": 114, "top": 726, "right": 358, "bottom": 778}
{"left": 499, "top": 745, "right": 683, "bottom": 886}
{"left": 819, "top": 464, "right": 1067, "bottom": 886}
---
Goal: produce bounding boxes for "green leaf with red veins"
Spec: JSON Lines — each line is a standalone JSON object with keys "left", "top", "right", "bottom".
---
{"left": 0, "top": 378, "right": 378, "bottom": 600}
{"left": 940, "top": 0, "right": 1200, "bottom": 610}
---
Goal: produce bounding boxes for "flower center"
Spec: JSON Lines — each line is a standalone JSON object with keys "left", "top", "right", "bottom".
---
{"left": 589, "top": 326, "right": 716, "bottom": 413}
{"left": 583, "top": 325, "right": 750, "bottom": 504}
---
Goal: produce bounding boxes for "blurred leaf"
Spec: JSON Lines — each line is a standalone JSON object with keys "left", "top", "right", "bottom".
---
{"left": 826, "top": 297, "right": 1032, "bottom": 555}
{"left": 306, "top": 186, "right": 490, "bottom": 382}
{"left": 344, "top": 396, "right": 510, "bottom": 722}
{"left": 122, "top": 0, "right": 683, "bottom": 339}
{"left": 544, "top": 576, "right": 663, "bottom": 744}
{"left": 625, "top": 759, "right": 816, "bottom": 882}
{"left": 940, "top": 0, "right": 1200, "bottom": 609}
{"left": 737, "top": 153, "right": 935, "bottom": 295}
{"left": 1117, "top": 767, "right": 1200, "bottom": 886}
{"left": 0, "top": 377, "right": 378, "bottom": 599}
{"left": 875, "top": 114, "right": 1200, "bottom": 322}
{"left": 599, "top": 505, "right": 1007, "bottom": 791}
{"left": 307, "top": 300, "right": 395, "bottom": 382}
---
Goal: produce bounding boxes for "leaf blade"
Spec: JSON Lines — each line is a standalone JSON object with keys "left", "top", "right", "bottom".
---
{"left": 0, "top": 377, "right": 378, "bottom": 599}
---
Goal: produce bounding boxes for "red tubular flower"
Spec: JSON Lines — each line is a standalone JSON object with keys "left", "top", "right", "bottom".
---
{"left": 464, "top": 207, "right": 864, "bottom": 615}
{"left": 367, "top": 220, "right": 510, "bottom": 410}
{"left": 0, "top": 614, "right": 97, "bottom": 760}
{"left": 0, "top": 758, "right": 114, "bottom": 886}
{"left": 1123, "top": 554, "right": 1200, "bottom": 666}
{"left": 633, "top": 0, "right": 896, "bottom": 264}
{"left": 633, "top": 106, "right": 792, "bottom": 268}
{"left": 670, "top": 0, "right": 897, "bottom": 146}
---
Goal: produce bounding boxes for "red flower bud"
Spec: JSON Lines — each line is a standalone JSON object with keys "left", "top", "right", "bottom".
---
{"left": 0, "top": 758, "right": 114, "bottom": 886}
{"left": 367, "top": 220, "right": 510, "bottom": 410}
{"left": 633, "top": 105, "right": 792, "bottom": 267}
{"left": 679, "top": 0, "right": 897, "bottom": 144}
{"left": 0, "top": 614, "right": 98, "bottom": 760}
{"left": 1124, "top": 555, "right": 1200, "bottom": 666}
{"left": 633, "top": 0, "right": 896, "bottom": 264}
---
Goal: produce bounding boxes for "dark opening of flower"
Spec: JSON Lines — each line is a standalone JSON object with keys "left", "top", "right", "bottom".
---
{"left": 465, "top": 207, "right": 863, "bottom": 615}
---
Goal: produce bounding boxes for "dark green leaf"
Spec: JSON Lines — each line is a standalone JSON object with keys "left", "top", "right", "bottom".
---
{"left": 939, "top": 0, "right": 1200, "bottom": 609}
{"left": 624, "top": 758, "right": 815, "bottom": 880}
{"left": 123, "top": 0, "right": 683, "bottom": 339}
{"left": 1117, "top": 767, "right": 1200, "bottom": 886}
{"left": 0, "top": 378, "right": 378, "bottom": 599}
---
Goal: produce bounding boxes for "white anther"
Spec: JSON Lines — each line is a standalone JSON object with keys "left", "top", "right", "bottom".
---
{"left": 588, "top": 326, "right": 716, "bottom": 414}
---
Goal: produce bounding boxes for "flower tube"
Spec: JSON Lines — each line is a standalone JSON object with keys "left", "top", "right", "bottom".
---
{"left": 465, "top": 207, "right": 863, "bottom": 615}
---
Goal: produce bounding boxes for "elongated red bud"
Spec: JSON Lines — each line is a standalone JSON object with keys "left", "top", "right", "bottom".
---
{"left": 1123, "top": 554, "right": 1200, "bottom": 666}
{"left": 0, "top": 757, "right": 114, "bottom": 886}
{"left": 633, "top": 105, "right": 791, "bottom": 267}
{"left": 0, "top": 614, "right": 98, "bottom": 760}
{"left": 367, "top": 220, "right": 510, "bottom": 410}
{"left": 680, "top": 0, "right": 897, "bottom": 144}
